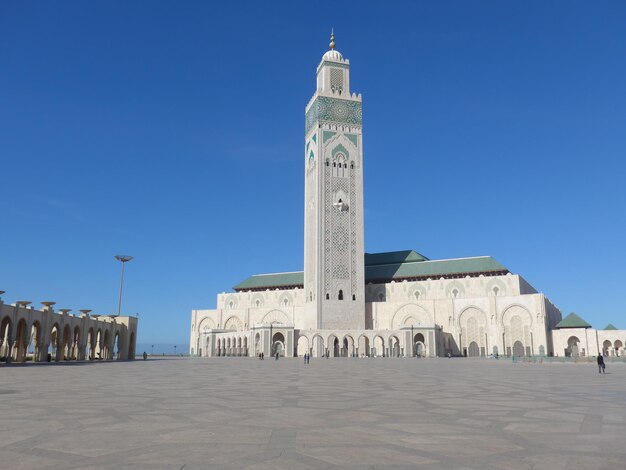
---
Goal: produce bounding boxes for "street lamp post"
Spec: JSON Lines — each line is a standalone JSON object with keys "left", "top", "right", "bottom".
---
{"left": 114, "top": 255, "right": 133, "bottom": 317}
{"left": 151, "top": 344, "right": 154, "bottom": 356}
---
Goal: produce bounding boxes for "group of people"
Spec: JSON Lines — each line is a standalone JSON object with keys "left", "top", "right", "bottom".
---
{"left": 303, "top": 352, "right": 311, "bottom": 364}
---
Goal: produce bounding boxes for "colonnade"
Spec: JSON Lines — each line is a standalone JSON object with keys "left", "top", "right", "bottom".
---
{"left": 0, "top": 292, "right": 138, "bottom": 363}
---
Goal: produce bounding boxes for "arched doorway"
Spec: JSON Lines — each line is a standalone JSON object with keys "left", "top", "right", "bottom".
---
{"left": 13, "top": 319, "right": 28, "bottom": 362}
{"left": 254, "top": 333, "right": 261, "bottom": 356}
{"left": 615, "top": 340, "right": 623, "bottom": 357}
{"left": 358, "top": 335, "right": 370, "bottom": 357}
{"left": 373, "top": 335, "right": 385, "bottom": 357}
{"left": 513, "top": 340, "right": 525, "bottom": 357}
{"left": 468, "top": 341, "right": 480, "bottom": 357}
{"left": 71, "top": 326, "right": 81, "bottom": 360}
{"left": 327, "top": 334, "right": 338, "bottom": 357}
{"left": 62, "top": 325, "right": 72, "bottom": 361}
{"left": 272, "top": 332, "right": 285, "bottom": 357}
{"left": 414, "top": 333, "right": 425, "bottom": 357}
{"left": 102, "top": 330, "right": 111, "bottom": 359}
{"left": 243, "top": 336, "right": 248, "bottom": 356}
{"left": 113, "top": 332, "right": 120, "bottom": 360}
{"left": 86, "top": 328, "right": 94, "bottom": 360}
{"left": 0, "top": 317, "right": 12, "bottom": 361}
{"left": 297, "top": 336, "right": 309, "bottom": 357}
{"left": 389, "top": 336, "right": 400, "bottom": 357}
{"left": 566, "top": 336, "right": 580, "bottom": 357}
{"left": 28, "top": 321, "right": 42, "bottom": 362}
{"left": 343, "top": 335, "right": 355, "bottom": 357}
{"left": 603, "top": 340, "right": 612, "bottom": 356}
{"left": 95, "top": 329, "right": 102, "bottom": 359}
{"left": 48, "top": 323, "right": 60, "bottom": 361}
{"left": 312, "top": 335, "right": 325, "bottom": 358}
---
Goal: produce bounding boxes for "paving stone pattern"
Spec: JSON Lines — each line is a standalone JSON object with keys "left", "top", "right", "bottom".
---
{"left": 1, "top": 358, "right": 625, "bottom": 469}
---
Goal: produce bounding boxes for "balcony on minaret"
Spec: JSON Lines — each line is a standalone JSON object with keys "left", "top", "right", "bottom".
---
{"left": 333, "top": 199, "right": 349, "bottom": 212}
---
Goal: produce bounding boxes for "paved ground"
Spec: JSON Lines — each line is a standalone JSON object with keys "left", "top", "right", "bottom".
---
{"left": 1, "top": 357, "right": 625, "bottom": 469}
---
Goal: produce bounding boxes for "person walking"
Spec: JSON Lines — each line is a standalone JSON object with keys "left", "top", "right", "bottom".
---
{"left": 597, "top": 353, "right": 606, "bottom": 374}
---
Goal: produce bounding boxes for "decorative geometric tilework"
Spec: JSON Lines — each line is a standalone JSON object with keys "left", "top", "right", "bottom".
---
{"left": 324, "top": 160, "right": 332, "bottom": 293}
{"left": 350, "top": 162, "right": 357, "bottom": 294}
{"left": 323, "top": 131, "right": 336, "bottom": 142}
{"left": 321, "top": 60, "right": 349, "bottom": 69}
{"left": 306, "top": 96, "right": 362, "bottom": 134}
{"left": 346, "top": 134, "right": 358, "bottom": 147}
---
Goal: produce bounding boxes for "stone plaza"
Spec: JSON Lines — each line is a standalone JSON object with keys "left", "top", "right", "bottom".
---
{"left": 1, "top": 357, "right": 625, "bottom": 469}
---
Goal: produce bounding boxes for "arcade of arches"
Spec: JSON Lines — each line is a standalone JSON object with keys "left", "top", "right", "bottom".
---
{"left": 1, "top": 294, "right": 138, "bottom": 363}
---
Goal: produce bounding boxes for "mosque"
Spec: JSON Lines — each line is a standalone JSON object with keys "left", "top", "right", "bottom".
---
{"left": 190, "top": 34, "right": 625, "bottom": 360}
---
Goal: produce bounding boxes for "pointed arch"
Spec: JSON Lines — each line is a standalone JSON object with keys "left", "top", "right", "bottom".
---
{"left": 223, "top": 316, "right": 244, "bottom": 331}
{"left": 261, "top": 309, "right": 291, "bottom": 325}
{"left": 391, "top": 303, "right": 433, "bottom": 329}
{"left": 198, "top": 316, "right": 217, "bottom": 331}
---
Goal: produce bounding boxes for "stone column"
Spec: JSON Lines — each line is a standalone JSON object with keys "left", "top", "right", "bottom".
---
{"left": 287, "top": 330, "right": 294, "bottom": 358}
{"left": 429, "top": 331, "right": 435, "bottom": 358}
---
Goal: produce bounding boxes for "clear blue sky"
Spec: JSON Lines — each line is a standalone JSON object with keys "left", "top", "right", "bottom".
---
{"left": 1, "top": 1, "right": 625, "bottom": 347}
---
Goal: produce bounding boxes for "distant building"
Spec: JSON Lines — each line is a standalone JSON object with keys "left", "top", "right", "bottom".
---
{"left": 552, "top": 313, "right": 624, "bottom": 357}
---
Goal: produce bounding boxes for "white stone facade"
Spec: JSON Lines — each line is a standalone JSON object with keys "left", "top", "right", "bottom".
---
{"left": 190, "top": 35, "right": 625, "bottom": 360}
{"left": 552, "top": 327, "right": 626, "bottom": 358}
{"left": 190, "top": 270, "right": 561, "bottom": 359}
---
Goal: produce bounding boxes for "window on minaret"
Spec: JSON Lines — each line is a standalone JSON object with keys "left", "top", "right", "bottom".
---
{"left": 352, "top": 294, "right": 356, "bottom": 301}
{"left": 326, "top": 293, "right": 329, "bottom": 300}
{"left": 330, "top": 68, "right": 344, "bottom": 95}
{"left": 338, "top": 290, "right": 344, "bottom": 300}
{"left": 350, "top": 162, "right": 354, "bottom": 169}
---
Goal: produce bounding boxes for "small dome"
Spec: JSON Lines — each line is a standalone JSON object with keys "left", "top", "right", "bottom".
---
{"left": 322, "top": 49, "right": 343, "bottom": 61}
{"left": 322, "top": 30, "right": 343, "bottom": 61}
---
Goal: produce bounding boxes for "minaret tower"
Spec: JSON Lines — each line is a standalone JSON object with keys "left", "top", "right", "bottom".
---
{"left": 304, "top": 32, "right": 365, "bottom": 330}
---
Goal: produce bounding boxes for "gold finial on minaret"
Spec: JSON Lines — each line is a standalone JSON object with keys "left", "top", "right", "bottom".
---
{"left": 329, "top": 29, "right": 336, "bottom": 50}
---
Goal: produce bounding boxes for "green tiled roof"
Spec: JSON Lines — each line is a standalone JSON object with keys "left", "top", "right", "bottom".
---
{"left": 365, "top": 250, "right": 429, "bottom": 266}
{"left": 365, "top": 256, "right": 506, "bottom": 282}
{"left": 604, "top": 324, "right": 618, "bottom": 330}
{"left": 233, "top": 272, "right": 304, "bottom": 291}
{"left": 233, "top": 251, "right": 508, "bottom": 291}
{"left": 555, "top": 312, "right": 592, "bottom": 329}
